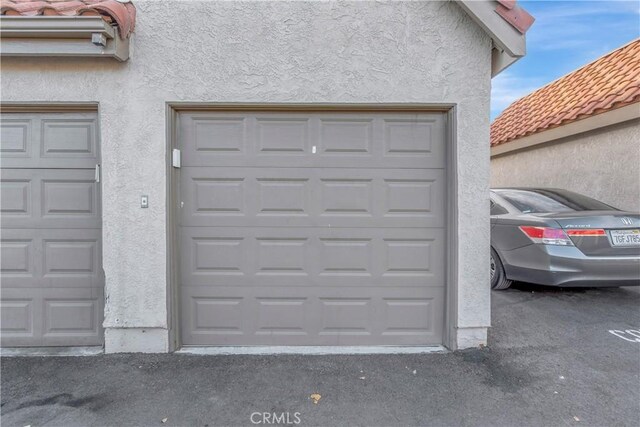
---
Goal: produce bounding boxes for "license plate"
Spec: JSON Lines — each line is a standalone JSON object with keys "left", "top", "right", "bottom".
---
{"left": 609, "top": 229, "right": 640, "bottom": 247}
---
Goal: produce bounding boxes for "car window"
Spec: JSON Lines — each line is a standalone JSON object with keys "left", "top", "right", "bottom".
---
{"left": 490, "top": 199, "right": 509, "bottom": 215}
{"left": 494, "top": 189, "right": 617, "bottom": 213}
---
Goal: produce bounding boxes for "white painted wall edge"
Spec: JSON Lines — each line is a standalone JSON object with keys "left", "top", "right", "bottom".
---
{"left": 176, "top": 346, "right": 448, "bottom": 356}
{"left": 105, "top": 327, "right": 169, "bottom": 353}
{"left": 454, "top": 327, "right": 488, "bottom": 350}
{"left": 491, "top": 103, "right": 640, "bottom": 157}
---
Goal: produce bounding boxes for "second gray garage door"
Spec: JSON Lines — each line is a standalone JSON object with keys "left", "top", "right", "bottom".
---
{"left": 178, "top": 110, "right": 447, "bottom": 346}
{"left": 1, "top": 112, "right": 104, "bottom": 347}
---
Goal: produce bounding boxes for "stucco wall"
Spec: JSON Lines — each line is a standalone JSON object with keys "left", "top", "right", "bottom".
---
{"left": 1, "top": 0, "right": 492, "bottom": 351}
{"left": 491, "top": 119, "right": 640, "bottom": 212}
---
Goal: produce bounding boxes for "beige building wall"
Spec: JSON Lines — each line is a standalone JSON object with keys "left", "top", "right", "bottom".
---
{"left": 491, "top": 118, "right": 640, "bottom": 212}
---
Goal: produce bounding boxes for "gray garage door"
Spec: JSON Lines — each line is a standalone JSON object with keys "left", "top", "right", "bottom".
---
{"left": 0, "top": 112, "right": 103, "bottom": 347}
{"left": 178, "top": 111, "right": 447, "bottom": 346}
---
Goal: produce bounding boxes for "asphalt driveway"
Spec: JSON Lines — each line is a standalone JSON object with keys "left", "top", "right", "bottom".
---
{"left": 2, "top": 284, "right": 639, "bottom": 427}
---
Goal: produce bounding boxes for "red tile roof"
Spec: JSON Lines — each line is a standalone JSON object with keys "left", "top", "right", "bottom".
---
{"left": 491, "top": 39, "right": 640, "bottom": 147}
{"left": 1, "top": 0, "right": 135, "bottom": 38}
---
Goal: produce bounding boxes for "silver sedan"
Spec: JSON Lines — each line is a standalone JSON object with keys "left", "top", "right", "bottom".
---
{"left": 490, "top": 188, "right": 640, "bottom": 290}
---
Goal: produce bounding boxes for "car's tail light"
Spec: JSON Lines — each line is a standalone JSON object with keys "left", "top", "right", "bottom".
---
{"left": 565, "top": 229, "right": 606, "bottom": 237}
{"left": 519, "top": 226, "right": 574, "bottom": 246}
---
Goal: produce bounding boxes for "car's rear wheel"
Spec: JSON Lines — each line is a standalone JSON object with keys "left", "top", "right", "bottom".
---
{"left": 491, "top": 248, "right": 512, "bottom": 290}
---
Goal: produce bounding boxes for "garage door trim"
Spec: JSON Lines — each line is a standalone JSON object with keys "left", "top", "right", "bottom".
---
{"left": 166, "top": 103, "right": 459, "bottom": 351}
{"left": 0, "top": 102, "right": 100, "bottom": 113}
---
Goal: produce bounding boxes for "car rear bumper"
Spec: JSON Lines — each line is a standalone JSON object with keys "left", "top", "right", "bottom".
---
{"left": 500, "top": 244, "right": 640, "bottom": 287}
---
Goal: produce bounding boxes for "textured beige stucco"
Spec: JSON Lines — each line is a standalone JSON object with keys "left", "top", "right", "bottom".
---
{"left": 491, "top": 119, "right": 640, "bottom": 212}
{"left": 1, "top": 0, "right": 492, "bottom": 351}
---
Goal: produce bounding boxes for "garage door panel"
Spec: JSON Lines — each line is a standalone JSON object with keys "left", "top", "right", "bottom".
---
{"left": 188, "top": 115, "right": 247, "bottom": 154}
{"left": 1, "top": 229, "right": 103, "bottom": 288}
{"left": 180, "top": 167, "right": 445, "bottom": 228}
{"left": 180, "top": 227, "right": 445, "bottom": 287}
{"left": 383, "top": 117, "right": 438, "bottom": 156}
{"left": 0, "top": 287, "right": 103, "bottom": 347}
{"left": 42, "top": 291, "right": 102, "bottom": 341}
{"left": 0, "top": 113, "right": 99, "bottom": 169}
{"left": 42, "top": 237, "right": 101, "bottom": 286}
{"left": 318, "top": 117, "right": 375, "bottom": 155}
{"left": 0, "top": 118, "right": 31, "bottom": 159}
{"left": 257, "top": 117, "right": 311, "bottom": 154}
{"left": 0, "top": 298, "right": 37, "bottom": 341}
{"left": 179, "top": 112, "right": 445, "bottom": 169}
{"left": 0, "top": 237, "right": 36, "bottom": 279}
{"left": 1, "top": 169, "right": 100, "bottom": 229}
{"left": 181, "top": 286, "right": 444, "bottom": 345}
{"left": 41, "top": 118, "right": 98, "bottom": 160}
{"left": 0, "top": 177, "right": 31, "bottom": 216}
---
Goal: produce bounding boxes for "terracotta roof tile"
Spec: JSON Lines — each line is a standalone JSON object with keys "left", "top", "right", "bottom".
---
{"left": 491, "top": 39, "right": 640, "bottom": 146}
{"left": 495, "top": 3, "right": 535, "bottom": 34}
{"left": 0, "top": 0, "right": 135, "bottom": 38}
{"left": 497, "top": 0, "right": 517, "bottom": 9}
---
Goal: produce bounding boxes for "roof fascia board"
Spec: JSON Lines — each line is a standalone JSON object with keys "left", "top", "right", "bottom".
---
{"left": 0, "top": 16, "right": 115, "bottom": 39}
{"left": 458, "top": 0, "right": 526, "bottom": 57}
{"left": 490, "top": 103, "right": 640, "bottom": 157}
{"left": 0, "top": 16, "right": 129, "bottom": 61}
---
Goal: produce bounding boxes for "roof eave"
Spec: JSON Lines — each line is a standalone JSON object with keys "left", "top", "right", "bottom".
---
{"left": 0, "top": 16, "right": 130, "bottom": 61}
{"left": 457, "top": 0, "right": 527, "bottom": 76}
{"left": 492, "top": 47, "right": 521, "bottom": 77}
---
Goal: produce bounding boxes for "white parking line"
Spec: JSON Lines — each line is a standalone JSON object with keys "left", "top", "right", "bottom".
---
{"left": 608, "top": 329, "right": 640, "bottom": 342}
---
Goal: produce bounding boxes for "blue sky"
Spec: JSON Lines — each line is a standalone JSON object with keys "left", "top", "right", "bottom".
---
{"left": 491, "top": 0, "right": 640, "bottom": 120}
